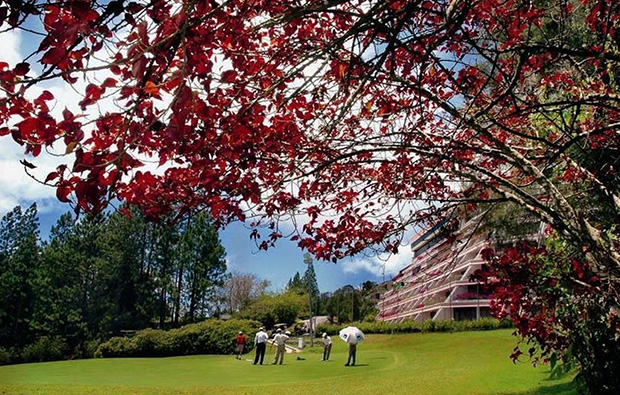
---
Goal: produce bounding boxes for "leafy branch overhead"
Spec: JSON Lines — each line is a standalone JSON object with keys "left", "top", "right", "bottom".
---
{"left": 0, "top": 0, "right": 617, "bottom": 265}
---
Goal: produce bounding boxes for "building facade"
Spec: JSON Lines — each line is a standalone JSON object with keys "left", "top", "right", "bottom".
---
{"left": 377, "top": 213, "right": 498, "bottom": 323}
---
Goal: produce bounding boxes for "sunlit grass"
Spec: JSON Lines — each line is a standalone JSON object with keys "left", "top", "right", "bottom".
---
{"left": 0, "top": 329, "right": 576, "bottom": 394}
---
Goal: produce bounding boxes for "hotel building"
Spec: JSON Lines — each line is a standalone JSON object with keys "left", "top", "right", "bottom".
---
{"left": 377, "top": 212, "right": 541, "bottom": 322}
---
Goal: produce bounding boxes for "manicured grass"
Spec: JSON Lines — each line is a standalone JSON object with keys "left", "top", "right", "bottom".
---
{"left": 0, "top": 329, "right": 576, "bottom": 394}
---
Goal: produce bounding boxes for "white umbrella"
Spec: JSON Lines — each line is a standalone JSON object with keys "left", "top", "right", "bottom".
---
{"left": 339, "top": 326, "right": 365, "bottom": 345}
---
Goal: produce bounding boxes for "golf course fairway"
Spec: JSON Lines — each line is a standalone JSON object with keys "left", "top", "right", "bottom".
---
{"left": 0, "top": 329, "right": 577, "bottom": 394}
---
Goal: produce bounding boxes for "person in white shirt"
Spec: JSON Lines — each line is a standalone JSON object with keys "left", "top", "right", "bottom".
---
{"left": 271, "top": 329, "right": 290, "bottom": 365}
{"left": 253, "top": 327, "right": 268, "bottom": 365}
{"left": 345, "top": 333, "right": 359, "bottom": 366}
{"left": 321, "top": 332, "right": 332, "bottom": 361}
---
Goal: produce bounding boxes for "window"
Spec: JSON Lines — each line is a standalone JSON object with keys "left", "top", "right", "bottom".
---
{"left": 453, "top": 307, "right": 477, "bottom": 321}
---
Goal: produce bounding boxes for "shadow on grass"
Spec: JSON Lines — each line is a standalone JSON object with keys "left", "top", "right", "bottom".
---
{"left": 502, "top": 381, "right": 578, "bottom": 395}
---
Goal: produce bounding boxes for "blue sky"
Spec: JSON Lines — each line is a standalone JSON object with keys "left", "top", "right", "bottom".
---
{"left": 0, "top": 194, "right": 407, "bottom": 293}
{"left": 0, "top": 28, "right": 413, "bottom": 293}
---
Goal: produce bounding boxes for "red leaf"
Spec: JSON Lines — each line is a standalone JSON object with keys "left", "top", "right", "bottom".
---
{"left": 126, "top": 2, "right": 143, "bottom": 13}
{"left": 221, "top": 70, "right": 237, "bottom": 83}
{"left": 45, "top": 171, "right": 60, "bottom": 183}
{"left": 41, "top": 47, "right": 65, "bottom": 65}
{"left": 131, "top": 57, "right": 147, "bottom": 79}
{"left": 56, "top": 182, "right": 72, "bottom": 203}
{"left": 38, "top": 90, "right": 54, "bottom": 101}
{"left": 62, "top": 108, "right": 75, "bottom": 121}
{"left": 29, "top": 144, "right": 42, "bottom": 157}
{"left": 18, "top": 118, "right": 38, "bottom": 135}
{"left": 102, "top": 77, "right": 117, "bottom": 88}
{"left": 14, "top": 62, "right": 30, "bottom": 76}
{"left": 11, "top": 129, "right": 23, "bottom": 145}
{"left": 85, "top": 83, "right": 103, "bottom": 98}
{"left": 80, "top": 84, "right": 104, "bottom": 109}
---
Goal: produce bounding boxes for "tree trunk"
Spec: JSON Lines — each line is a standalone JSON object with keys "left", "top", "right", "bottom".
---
{"left": 572, "top": 298, "right": 620, "bottom": 394}
{"left": 308, "top": 295, "right": 314, "bottom": 347}
{"left": 158, "top": 288, "right": 166, "bottom": 328}
{"left": 174, "top": 264, "right": 184, "bottom": 326}
{"left": 188, "top": 280, "right": 196, "bottom": 323}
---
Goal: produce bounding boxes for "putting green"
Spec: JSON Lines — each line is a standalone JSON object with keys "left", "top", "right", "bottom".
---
{"left": 0, "top": 329, "right": 576, "bottom": 394}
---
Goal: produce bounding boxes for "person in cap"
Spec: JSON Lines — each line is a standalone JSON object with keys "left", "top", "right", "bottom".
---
{"left": 253, "top": 326, "right": 268, "bottom": 365}
{"left": 236, "top": 331, "right": 246, "bottom": 360}
{"left": 321, "top": 332, "right": 332, "bottom": 361}
{"left": 272, "top": 329, "right": 290, "bottom": 365}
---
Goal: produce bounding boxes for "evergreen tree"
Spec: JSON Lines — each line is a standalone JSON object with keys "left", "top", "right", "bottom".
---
{"left": 286, "top": 272, "right": 305, "bottom": 294}
{"left": 324, "top": 283, "right": 378, "bottom": 324}
{"left": 303, "top": 253, "right": 319, "bottom": 345}
{"left": 99, "top": 210, "right": 158, "bottom": 332}
{"left": 151, "top": 221, "right": 179, "bottom": 328}
{"left": 1, "top": 205, "right": 229, "bottom": 360}
{"left": 32, "top": 213, "right": 87, "bottom": 353}
{"left": 179, "top": 212, "right": 227, "bottom": 322}
{"left": 0, "top": 204, "right": 40, "bottom": 348}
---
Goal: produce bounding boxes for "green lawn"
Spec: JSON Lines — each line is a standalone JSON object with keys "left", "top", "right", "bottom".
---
{"left": 0, "top": 329, "right": 576, "bottom": 395}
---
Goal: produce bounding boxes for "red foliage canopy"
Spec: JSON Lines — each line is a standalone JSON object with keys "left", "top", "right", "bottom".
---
{"left": 0, "top": 0, "right": 619, "bottom": 268}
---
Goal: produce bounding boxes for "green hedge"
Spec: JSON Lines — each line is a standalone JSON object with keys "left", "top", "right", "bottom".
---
{"left": 0, "top": 336, "right": 70, "bottom": 365}
{"left": 316, "top": 318, "right": 512, "bottom": 336}
{"left": 0, "top": 347, "right": 15, "bottom": 365}
{"left": 21, "top": 336, "right": 67, "bottom": 363}
{"left": 95, "top": 319, "right": 261, "bottom": 358}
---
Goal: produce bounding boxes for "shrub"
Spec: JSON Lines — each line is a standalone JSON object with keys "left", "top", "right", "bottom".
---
{"left": 94, "top": 336, "right": 136, "bottom": 358}
{"left": 82, "top": 340, "right": 102, "bottom": 359}
{"left": 238, "top": 292, "right": 305, "bottom": 329}
{"left": 0, "top": 347, "right": 17, "bottom": 365}
{"left": 21, "top": 337, "right": 67, "bottom": 363}
{"left": 316, "top": 318, "right": 511, "bottom": 337}
{"left": 132, "top": 329, "right": 171, "bottom": 357}
{"left": 95, "top": 319, "right": 261, "bottom": 358}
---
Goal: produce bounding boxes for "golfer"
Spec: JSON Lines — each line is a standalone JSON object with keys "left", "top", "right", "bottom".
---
{"left": 236, "top": 331, "right": 246, "bottom": 359}
{"left": 345, "top": 335, "right": 358, "bottom": 366}
{"left": 271, "top": 329, "right": 289, "bottom": 365}
{"left": 321, "top": 333, "right": 332, "bottom": 361}
{"left": 253, "top": 326, "right": 268, "bottom": 365}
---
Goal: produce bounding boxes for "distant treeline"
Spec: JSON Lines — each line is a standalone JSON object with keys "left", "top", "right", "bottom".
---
{"left": 317, "top": 317, "right": 513, "bottom": 336}
{"left": 0, "top": 203, "right": 227, "bottom": 364}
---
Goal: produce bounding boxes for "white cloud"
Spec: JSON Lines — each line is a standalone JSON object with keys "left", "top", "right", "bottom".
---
{"left": 0, "top": 30, "right": 68, "bottom": 215}
{"left": 0, "top": 30, "right": 22, "bottom": 66}
{"left": 0, "top": 154, "right": 59, "bottom": 213}
{"left": 341, "top": 245, "right": 413, "bottom": 278}
{"left": 337, "top": 223, "right": 421, "bottom": 279}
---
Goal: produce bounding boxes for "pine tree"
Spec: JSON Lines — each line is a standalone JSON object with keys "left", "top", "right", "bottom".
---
{"left": 303, "top": 253, "right": 319, "bottom": 346}
{"left": 286, "top": 271, "right": 305, "bottom": 294}
{"left": 0, "top": 204, "right": 40, "bottom": 348}
{"left": 32, "top": 213, "right": 85, "bottom": 351}
{"left": 180, "top": 212, "right": 227, "bottom": 322}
